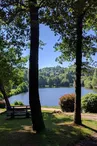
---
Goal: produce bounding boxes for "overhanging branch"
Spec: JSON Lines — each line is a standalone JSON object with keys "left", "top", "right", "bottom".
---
{"left": 0, "top": 0, "right": 27, "bottom": 8}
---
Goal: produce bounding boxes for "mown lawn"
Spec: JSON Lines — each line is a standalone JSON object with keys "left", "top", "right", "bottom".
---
{"left": 0, "top": 110, "right": 97, "bottom": 146}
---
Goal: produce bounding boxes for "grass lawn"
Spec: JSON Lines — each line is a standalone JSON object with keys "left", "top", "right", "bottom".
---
{"left": 0, "top": 110, "right": 97, "bottom": 146}
{"left": 42, "top": 106, "right": 60, "bottom": 109}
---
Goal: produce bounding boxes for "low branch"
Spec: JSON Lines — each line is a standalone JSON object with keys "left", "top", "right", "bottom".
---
{"left": 0, "top": 0, "right": 26, "bottom": 8}
{"left": 82, "top": 0, "right": 95, "bottom": 16}
{"left": 38, "top": 0, "right": 45, "bottom": 8}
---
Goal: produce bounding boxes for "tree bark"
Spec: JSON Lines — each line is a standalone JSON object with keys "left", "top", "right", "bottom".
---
{"left": 0, "top": 82, "right": 11, "bottom": 109}
{"left": 29, "top": 0, "right": 45, "bottom": 132}
{"left": 74, "top": 15, "right": 83, "bottom": 125}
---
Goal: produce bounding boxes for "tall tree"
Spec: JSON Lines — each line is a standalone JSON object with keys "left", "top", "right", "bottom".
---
{"left": 74, "top": 14, "right": 83, "bottom": 124}
{"left": 0, "top": 0, "right": 45, "bottom": 132}
{"left": 0, "top": 36, "right": 27, "bottom": 109}
{"left": 40, "top": 0, "right": 97, "bottom": 124}
{"left": 0, "top": 37, "right": 10, "bottom": 108}
{"left": 29, "top": 0, "right": 45, "bottom": 132}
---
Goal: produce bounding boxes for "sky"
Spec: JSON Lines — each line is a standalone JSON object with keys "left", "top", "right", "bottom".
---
{"left": 23, "top": 24, "right": 97, "bottom": 69}
{"left": 24, "top": 24, "right": 73, "bottom": 69}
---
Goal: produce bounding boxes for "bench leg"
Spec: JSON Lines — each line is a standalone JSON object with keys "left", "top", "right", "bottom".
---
{"left": 11, "top": 113, "right": 14, "bottom": 119}
{"left": 26, "top": 112, "right": 29, "bottom": 118}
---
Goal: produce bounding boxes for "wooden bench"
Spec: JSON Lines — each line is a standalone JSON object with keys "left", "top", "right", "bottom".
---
{"left": 6, "top": 106, "right": 31, "bottom": 119}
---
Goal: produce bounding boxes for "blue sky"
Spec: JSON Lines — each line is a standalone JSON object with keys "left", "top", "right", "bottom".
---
{"left": 24, "top": 24, "right": 97, "bottom": 69}
{"left": 39, "top": 24, "right": 74, "bottom": 68}
{"left": 24, "top": 24, "right": 73, "bottom": 68}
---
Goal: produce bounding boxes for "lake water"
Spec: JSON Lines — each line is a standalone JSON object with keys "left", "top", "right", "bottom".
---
{"left": 9, "top": 87, "right": 97, "bottom": 106}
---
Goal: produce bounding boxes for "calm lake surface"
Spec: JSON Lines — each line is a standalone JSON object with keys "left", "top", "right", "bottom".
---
{"left": 9, "top": 87, "right": 97, "bottom": 106}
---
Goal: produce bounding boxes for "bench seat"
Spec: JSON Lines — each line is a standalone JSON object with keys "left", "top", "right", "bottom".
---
{"left": 6, "top": 106, "right": 31, "bottom": 119}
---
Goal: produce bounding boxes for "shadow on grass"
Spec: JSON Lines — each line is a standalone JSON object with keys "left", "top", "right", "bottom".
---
{"left": 81, "top": 124, "right": 97, "bottom": 133}
{"left": 0, "top": 112, "right": 96, "bottom": 146}
{"left": 43, "top": 112, "right": 73, "bottom": 124}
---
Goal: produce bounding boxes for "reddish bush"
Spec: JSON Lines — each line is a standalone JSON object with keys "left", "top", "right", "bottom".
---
{"left": 59, "top": 93, "right": 75, "bottom": 112}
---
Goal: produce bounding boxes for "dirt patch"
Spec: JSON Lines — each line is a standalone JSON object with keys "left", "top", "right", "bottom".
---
{"left": 0, "top": 109, "right": 6, "bottom": 113}
{"left": 42, "top": 107, "right": 61, "bottom": 111}
{"left": 42, "top": 108, "right": 97, "bottom": 121}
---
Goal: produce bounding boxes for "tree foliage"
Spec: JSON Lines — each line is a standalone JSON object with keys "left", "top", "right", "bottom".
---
{"left": 0, "top": 0, "right": 46, "bottom": 132}
{"left": 40, "top": 0, "right": 97, "bottom": 125}
{"left": 0, "top": 36, "right": 28, "bottom": 108}
{"left": 0, "top": 37, "right": 27, "bottom": 89}
{"left": 82, "top": 93, "right": 97, "bottom": 113}
{"left": 40, "top": 0, "right": 97, "bottom": 63}
{"left": 39, "top": 66, "right": 75, "bottom": 87}
{"left": 92, "top": 68, "right": 97, "bottom": 88}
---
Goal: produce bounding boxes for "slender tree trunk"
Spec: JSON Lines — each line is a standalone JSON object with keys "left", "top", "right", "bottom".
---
{"left": 74, "top": 15, "right": 83, "bottom": 125}
{"left": 29, "top": 0, "right": 45, "bottom": 132}
{"left": 0, "top": 82, "right": 11, "bottom": 109}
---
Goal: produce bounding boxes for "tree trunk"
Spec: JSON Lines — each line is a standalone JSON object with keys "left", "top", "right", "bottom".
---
{"left": 0, "top": 82, "right": 11, "bottom": 109}
{"left": 29, "top": 0, "right": 45, "bottom": 133}
{"left": 74, "top": 15, "right": 83, "bottom": 125}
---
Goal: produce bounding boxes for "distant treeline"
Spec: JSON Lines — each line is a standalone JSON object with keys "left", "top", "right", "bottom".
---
{"left": 1, "top": 65, "right": 96, "bottom": 99}
{"left": 38, "top": 65, "right": 97, "bottom": 89}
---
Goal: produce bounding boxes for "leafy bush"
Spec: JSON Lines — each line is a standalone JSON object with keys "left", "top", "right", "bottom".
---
{"left": 9, "top": 82, "right": 28, "bottom": 97}
{"left": 17, "top": 82, "right": 28, "bottom": 93}
{"left": 82, "top": 93, "right": 97, "bottom": 113}
{"left": 0, "top": 100, "right": 5, "bottom": 108}
{"left": 59, "top": 93, "right": 75, "bottom": 112}
{"left": 92, "top": 69, "right": 97, "bottom": 89}
{"left": 0, "top": 92, "right": 3, "bottom": 99}
{"left": 84, "top": 80, "right": 92, "bottom": 89}
{"left": 13, "top": 101, "right": 24, "bottom": 106}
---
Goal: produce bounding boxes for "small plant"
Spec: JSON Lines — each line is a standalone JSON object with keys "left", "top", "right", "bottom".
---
{"left": 0, "top": 100, "right": 5, "bottom": 108}
{"left": 13, "top": 101, "right": 24, "bottom": 106}
{"left": 59, "top": 93, "right": 75, "bottom": 112}
{"left": 82, "top": 93, "right": 97, "bottom": 113}
{"left": 0, "top": 92, "right": 3, "bottom": 99}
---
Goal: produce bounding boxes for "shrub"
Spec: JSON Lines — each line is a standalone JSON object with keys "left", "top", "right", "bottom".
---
{"left": 9, "top": 89, "right": 16, "bottom": 96}
{"left": 59, "top": 93, "right": 75, "bottom": 112}
{"left": 82, "top": 93, "right": 97, "bottom": 113}
{"left": 17, "top": 82, "right": 28, "bottom": 93}
{"left": 0, "top": 93, "right": 3, "bottom": 99}
{"left": 0, "top": 100, "right": 5, "bottom": 108}
{"left": 9, "top": 82, "right": 28, "bottom": 97}
{"left": 0, "top": 92, "right": 3, "bottom": 96}
{"left": 84, "top": 80, "right": 92, "bottom": 89}
{"left": 13, "top": 101, "right": 24, "bottom": 106}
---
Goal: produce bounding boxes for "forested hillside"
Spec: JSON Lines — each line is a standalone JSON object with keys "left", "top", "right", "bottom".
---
{"left": 39, "top": 66, "right": 75, "bottom": 87}
{"left": 39, "top": 65, "right": 97, "bottom": 89}
{"left": 0, "top": 68, "right": 29, "bottom": 99}
{"left": 1, "top": 65, "right": 96, "bottom": 99}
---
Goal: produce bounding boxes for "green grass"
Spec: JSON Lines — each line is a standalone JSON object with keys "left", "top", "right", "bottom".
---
{"left": 0, "top": 110, "right": 97, "bottom": 146}
{"left": 42, "top": 106, "right": 60, "bottom": 109}
{"left": 0, "top": 108, "right": 6, "bottom": 113}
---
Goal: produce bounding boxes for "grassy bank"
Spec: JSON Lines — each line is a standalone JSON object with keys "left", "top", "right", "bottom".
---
{"left": 0, "top": 110, "right": 97, "bottom": 146}
{"left": 42, "top": 106, "right": 60, "bottom": 109}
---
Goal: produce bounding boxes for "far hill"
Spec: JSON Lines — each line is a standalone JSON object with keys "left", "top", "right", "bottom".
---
{"left": 39, "top": 65, "right": 96, "bottom": 89}
{"left": 24, "top": 65, "right": 96, "bottom": 89}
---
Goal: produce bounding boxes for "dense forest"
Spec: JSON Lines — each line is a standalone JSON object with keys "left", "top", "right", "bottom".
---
{"left": 0, "top": 65, "right": 97, "bottom": 100}
{"left": 39, "top": 66, "right": 75, "bottom": 87}
{"left": 0, "top": 68, "right": 29, "bottom": 99}
{"left": 39, "top": 65, "right": 97, "bottom": 89}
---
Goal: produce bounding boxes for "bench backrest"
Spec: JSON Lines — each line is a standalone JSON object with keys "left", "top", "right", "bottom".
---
{"left": 7, "top": 106, "right": 30, "bottom": 111}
